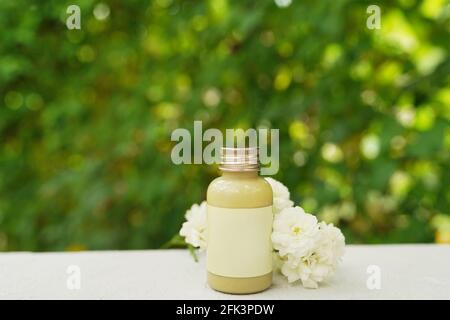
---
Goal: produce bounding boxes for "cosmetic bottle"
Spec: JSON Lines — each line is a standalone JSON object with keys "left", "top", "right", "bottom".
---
{"left": 206, "top": 147, "right": 273, "bottom": 294}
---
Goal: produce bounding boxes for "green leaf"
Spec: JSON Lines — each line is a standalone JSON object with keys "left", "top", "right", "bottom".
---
{"left": 188, "top": 245, "right": 199, "bottom": 263}
{"left": 160, "top": 234, "right": 187, "bottom": 249}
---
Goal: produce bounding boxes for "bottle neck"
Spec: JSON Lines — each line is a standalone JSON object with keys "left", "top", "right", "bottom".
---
{"left": 221, "top": 170, "right": 259, "bottom": 179}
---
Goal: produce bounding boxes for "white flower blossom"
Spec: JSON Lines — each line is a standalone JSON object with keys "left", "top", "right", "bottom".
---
{"left": 276, "top": 215, "right": 345, "bottom": 289}
{"left": 265, "top": 177, "right": 294, "bottom": 214}
{"left": 281, "top": 254, "right": 332, "bottom": 289}
{"left": 179, "top": 201, "right": 207, "bottom": 250}
{"left": 271, "top": 206, "right": 320, "bottom": 258}
{"left": 316, "top": 221, "right": 345, "bottom": 266}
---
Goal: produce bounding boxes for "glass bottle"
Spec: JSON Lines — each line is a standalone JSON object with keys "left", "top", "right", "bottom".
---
{"left": 206, "top": 147, "right": 273, "bottom": 294}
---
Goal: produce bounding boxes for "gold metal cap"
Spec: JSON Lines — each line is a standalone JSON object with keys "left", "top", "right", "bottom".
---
{"left": 219, "top": 147, "right": 259, "bottom": 172}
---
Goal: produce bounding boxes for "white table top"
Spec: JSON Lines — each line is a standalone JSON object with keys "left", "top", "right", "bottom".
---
{"left": 0, "top": 244, "right": 449, "bottom": 299}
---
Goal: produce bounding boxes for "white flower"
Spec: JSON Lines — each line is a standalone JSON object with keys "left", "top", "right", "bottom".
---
{"left": 277, "top": 218, "right": 345, "bottom": 289}
{"left": 281, "top": 254, "right": 331, "bottom": 289}
{"left": 316, "top": 222, "right": 345, "bottom": 266}
{"left": 179, "top": 201, "right": 207, "bottom": 250}
{"left": 271, "top": 206, "right": 320, "bottom": 258}
{"left": 265, "top": 177, "right": 294, "bottom": 214}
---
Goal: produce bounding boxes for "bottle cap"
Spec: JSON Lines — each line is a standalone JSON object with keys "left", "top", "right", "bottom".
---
{"left": 219, "top": 147, "right": 259, "bottom": 172}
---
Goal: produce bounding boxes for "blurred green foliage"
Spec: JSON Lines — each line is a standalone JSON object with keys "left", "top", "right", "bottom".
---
{"left": 0, "top": 0, "right": 449, "bottom": 251}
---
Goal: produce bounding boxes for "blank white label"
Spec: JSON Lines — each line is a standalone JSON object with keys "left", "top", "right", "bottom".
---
{"left": 207, "top": 204, "right": 273, "bottom": 278}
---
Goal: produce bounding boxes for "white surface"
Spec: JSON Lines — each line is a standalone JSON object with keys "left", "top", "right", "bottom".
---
{"left": 0, "top": 244, "right": 449, "bottom": 299}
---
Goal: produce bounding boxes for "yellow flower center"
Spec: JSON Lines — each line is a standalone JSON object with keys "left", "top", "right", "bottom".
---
{"left": 292, "top": 226, "right": 301, "bottom": 235}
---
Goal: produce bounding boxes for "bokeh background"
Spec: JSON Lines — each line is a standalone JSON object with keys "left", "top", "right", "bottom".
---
{"left": 1, "top": 0, "right": 449, "bottom": 251}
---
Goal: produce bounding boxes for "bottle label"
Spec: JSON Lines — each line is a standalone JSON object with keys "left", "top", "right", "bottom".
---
{"left": 206, "top": 204, "right": 273, "bottom": 278}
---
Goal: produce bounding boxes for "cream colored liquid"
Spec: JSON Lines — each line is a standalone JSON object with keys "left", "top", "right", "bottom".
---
{"left": 206, "top": 171, "right": 273, "bottom": 294}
